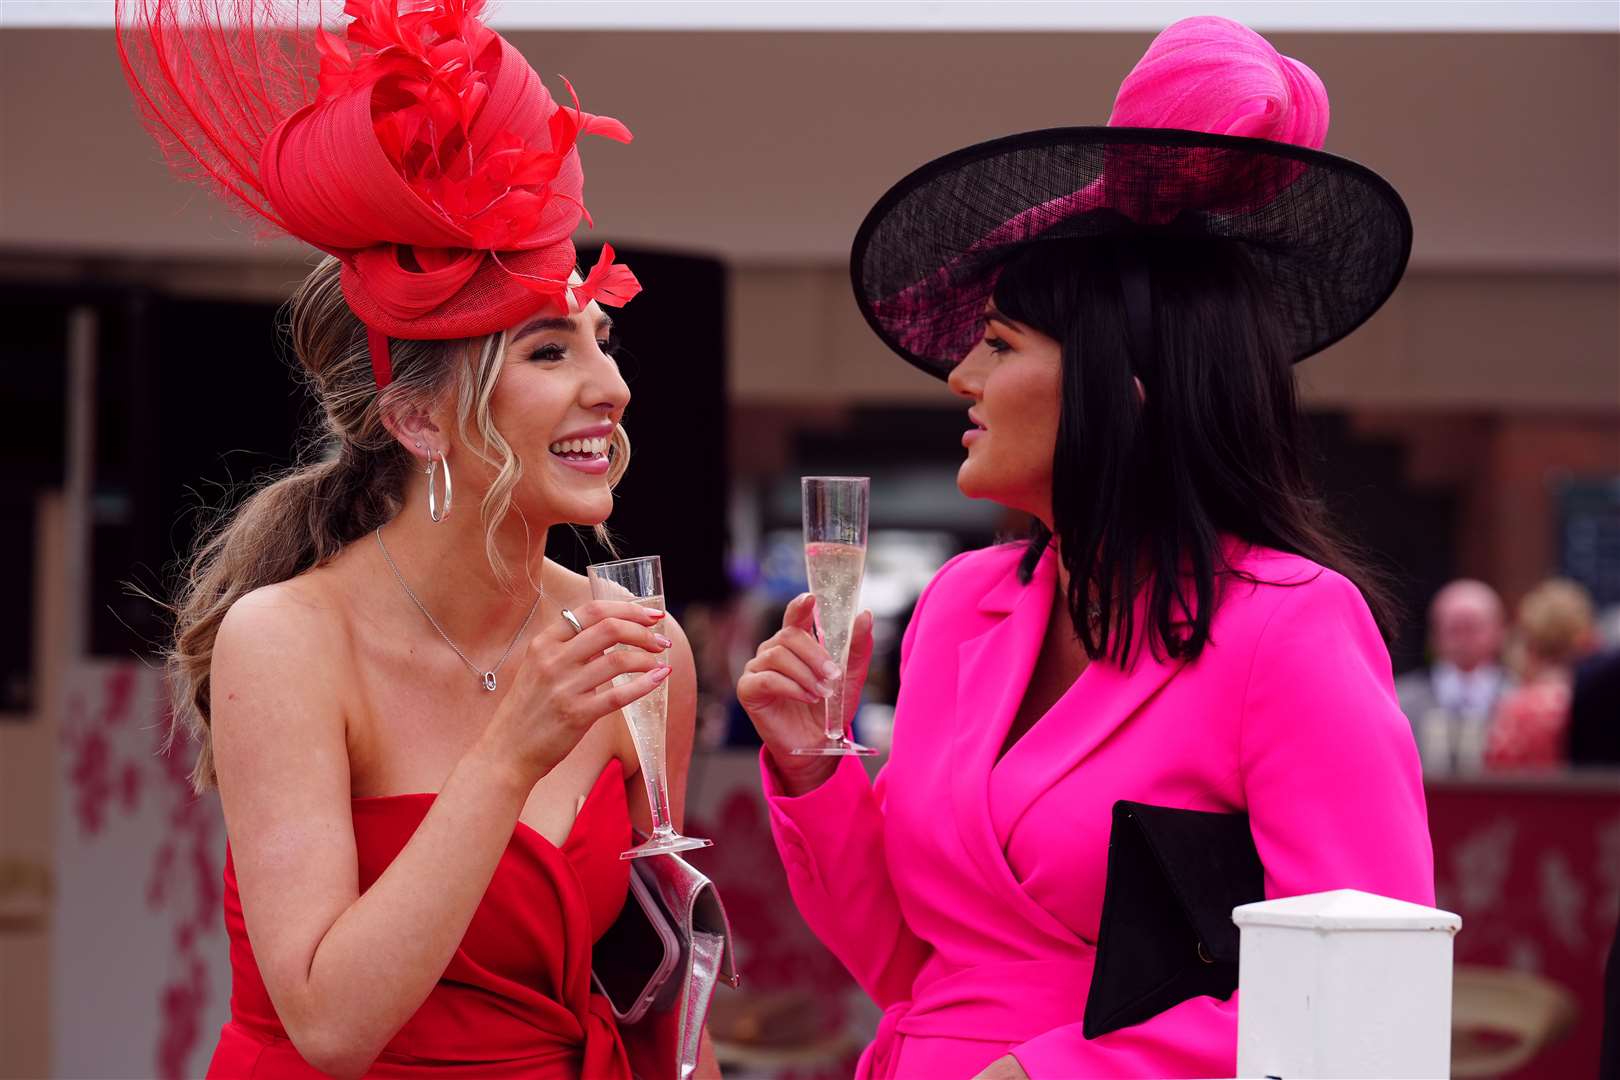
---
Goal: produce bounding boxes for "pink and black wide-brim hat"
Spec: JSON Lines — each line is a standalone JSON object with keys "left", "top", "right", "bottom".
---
{"left": 851, "top": 16, "right": 1413, "bottom": 378}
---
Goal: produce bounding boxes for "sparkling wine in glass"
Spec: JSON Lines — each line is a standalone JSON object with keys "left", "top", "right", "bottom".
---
{"left": 586, "top": 555, "right": 714, "bottom": 859}
{"left": 792, "top": 476, "right": 878, "bottom": 757}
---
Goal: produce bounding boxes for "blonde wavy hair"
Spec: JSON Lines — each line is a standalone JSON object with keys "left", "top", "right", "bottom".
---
{"left": 1511, "top": 578, "right": 1596, "bottom": 673}
{"left": 166, "top": 256, "right": 629, "bottom": 791}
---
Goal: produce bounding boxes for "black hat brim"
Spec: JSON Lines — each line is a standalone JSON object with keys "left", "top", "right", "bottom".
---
{"left": 850, "top": 126, "right": 1413, "bottom": 378}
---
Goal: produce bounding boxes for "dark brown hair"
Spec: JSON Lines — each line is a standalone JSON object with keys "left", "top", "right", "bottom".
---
{"left": 997, "top": 236, "right": 1397, "bottom": 667}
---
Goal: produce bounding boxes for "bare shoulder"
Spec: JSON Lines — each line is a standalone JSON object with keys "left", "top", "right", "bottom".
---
{"left": 215, "top": 572, "right": 349, "bottom": 682}
{"left": 211, "top": 570, "right": 357, "bottom": 763}
{"left": 541, "top": 560, "right": 595, "bottom": 613}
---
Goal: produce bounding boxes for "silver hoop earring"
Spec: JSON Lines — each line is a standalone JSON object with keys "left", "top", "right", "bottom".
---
{"left": 426, "top": 450, "right": 453, "bottom": 523}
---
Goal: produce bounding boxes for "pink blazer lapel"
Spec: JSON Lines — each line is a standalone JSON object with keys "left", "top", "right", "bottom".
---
{"left": 947, "top": 550, "right": 1080, "bottom": 942}
{"left": 1004, "top": 634, "right": 1186, "bottom": 819}
{"left": 945, "top": 548, "right": 1188, "bottom": 936}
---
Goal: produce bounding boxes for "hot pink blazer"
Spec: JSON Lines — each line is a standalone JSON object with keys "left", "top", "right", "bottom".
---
{"left": 761, "top": 540, "right": 1433, "bottom": 1079}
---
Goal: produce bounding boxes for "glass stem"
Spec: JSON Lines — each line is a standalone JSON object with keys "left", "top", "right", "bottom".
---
{"left": 643, "top": 764, "right": 674, "bottom": 835}
{"left": 825, "top": 673, "right": 844, "bottom": 741}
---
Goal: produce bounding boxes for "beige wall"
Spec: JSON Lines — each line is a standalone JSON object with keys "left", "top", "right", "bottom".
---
{"left": 1302, "top": 272, "right": 1620, "bottom": 412}
{"left": 728, "top": 265, "right": 1620, "bottom": 412}
{"left": 2, "top": 29, "right": 1616, "bottom": 269}
{"left": 8, "top": 254, "right": 1612, "bottom": 413}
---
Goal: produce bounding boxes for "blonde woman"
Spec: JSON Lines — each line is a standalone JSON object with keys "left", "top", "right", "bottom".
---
{"left": 118, "top": 0, "right": 707, "bottom": 1075}
{"left": 1486, "top": 579, "right": 1598, "bottom": 769}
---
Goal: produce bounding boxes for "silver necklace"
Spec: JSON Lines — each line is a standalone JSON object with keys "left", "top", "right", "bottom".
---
{"left": 375, "top": 527, "right": 542, "bottom": 692}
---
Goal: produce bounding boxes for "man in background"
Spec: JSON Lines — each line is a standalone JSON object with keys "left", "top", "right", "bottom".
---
{"left": 1570, "top": 642, "right": 1620, "bottom": 767}
{"left": 1396, "top": 579, "right": 1510, "bottom": 773}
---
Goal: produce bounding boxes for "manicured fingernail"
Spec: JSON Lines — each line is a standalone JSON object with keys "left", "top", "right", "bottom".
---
{"left": 816, "top": 681, "right": 835, "bottom": 698}
{"left": 654, "top": 634, "right": 673, "bottom": 648}
{"left": 649, "top": 665, "right": 672, "bottom": 683}
{"left": 642, "top": 606, "right": 665, "bottom": 618}
{"left": 821, "top": 662, "right": 841, "bottom": 679}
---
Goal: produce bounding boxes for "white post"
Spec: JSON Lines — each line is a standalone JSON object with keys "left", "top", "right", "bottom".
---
{"left": 1233, "top": 889, "right": 1461, "bottom": 1080}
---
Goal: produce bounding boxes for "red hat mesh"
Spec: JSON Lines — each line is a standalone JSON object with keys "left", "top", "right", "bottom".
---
{"left": 116, "top": 0, "right": 641, "bottom": 381}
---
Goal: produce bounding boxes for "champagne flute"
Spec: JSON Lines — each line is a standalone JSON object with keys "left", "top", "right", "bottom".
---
{"left": 586, "top": 556, "right": 714, "bottom": 859}
{"left": 792, "top": 477, "right": 878, "bottom": 757}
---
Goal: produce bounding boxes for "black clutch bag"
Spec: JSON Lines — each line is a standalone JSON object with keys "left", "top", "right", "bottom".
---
{"left": 1082, "top": 800, "right": 1265, "bottom": 1039}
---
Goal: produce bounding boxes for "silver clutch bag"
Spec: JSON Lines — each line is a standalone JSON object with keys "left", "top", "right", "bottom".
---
{"left": 591, "top": 847, "right": 740, "bottom": 1080}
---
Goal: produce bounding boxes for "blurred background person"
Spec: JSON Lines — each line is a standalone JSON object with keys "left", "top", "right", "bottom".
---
{"left": 1485, "top": 578, "right": 1598, "bottom": 770}
{"left": 1570, "top": 645, "right": 1620, "bottom": 768}
{"left": 1396, "top": 580, "right": 1510, "bottom": 774}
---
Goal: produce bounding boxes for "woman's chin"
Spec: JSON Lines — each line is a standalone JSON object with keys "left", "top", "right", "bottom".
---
{"left": 956, "top": 465, "right": 1042, "bottom": 520}
{"left": 956, "top": 460, "right": 991, "bottom": 501}
{"left": 564, "top": 498, "right": 614, "bottom": 528}
{"left": 515, "top": 488, "right": 614, "bottom": 529}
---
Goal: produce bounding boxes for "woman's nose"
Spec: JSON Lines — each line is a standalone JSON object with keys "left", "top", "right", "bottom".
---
{"left": 588, "top": 349, "right": 631, "bottom": 412}
{"left": 947, "top": 347, "right": 987, "bottom": 399}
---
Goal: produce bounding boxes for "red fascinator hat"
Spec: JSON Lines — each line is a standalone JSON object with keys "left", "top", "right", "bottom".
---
{"left": 117, "top": 0, "right": 641, "bottom": 387}
{"left": 851, "top": 16, "right": 1412, "bottom": 378}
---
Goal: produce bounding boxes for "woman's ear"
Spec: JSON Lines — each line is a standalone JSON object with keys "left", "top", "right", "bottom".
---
{"left": 379, "top": 397, "right": 443, "bottom": 465}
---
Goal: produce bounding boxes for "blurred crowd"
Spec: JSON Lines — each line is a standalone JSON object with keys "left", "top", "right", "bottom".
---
{"left": 682, "top": 562, "right": 1620, "bottom": 776}
{"left": 1397, "top": 576, "right": 1620, "bottom": 774}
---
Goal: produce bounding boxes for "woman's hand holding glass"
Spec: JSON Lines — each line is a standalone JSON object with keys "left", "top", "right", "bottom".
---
{"left": 737, "top": 593, "right": 876, "bottom": 796}
{"left": 479, "top": 600, "right": 672, "bottom": 787}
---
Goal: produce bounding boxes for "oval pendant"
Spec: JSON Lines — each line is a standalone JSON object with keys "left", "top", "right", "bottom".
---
{"left": 482, "top": 671, "right": 497, "bottom": 692}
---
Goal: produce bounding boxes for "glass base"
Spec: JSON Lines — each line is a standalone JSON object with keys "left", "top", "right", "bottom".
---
{"left": 620, "top": 830, "right": 714, "bottom": 861}
{"left": 791, "top": 738, "right": 879, "bottom": 757}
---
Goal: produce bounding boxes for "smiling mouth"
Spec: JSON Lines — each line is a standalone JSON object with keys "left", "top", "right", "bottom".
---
{"left": 548, "top": 436, "right": 610, "bottom": 462}
{"left": 547, "top": 436, "right": 613, "bottom": 476}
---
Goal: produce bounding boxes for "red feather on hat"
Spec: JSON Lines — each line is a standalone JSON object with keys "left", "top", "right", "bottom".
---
{"left": 117, "top": 0, "right": 641, "bottom": 385}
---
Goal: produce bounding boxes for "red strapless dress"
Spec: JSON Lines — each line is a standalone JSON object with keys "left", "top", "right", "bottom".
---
{"left": 208, "top": 759, "right": 634, "bottom": 1078}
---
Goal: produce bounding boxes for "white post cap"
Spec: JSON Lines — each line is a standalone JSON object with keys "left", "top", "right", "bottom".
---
{"left": 1232, "top": 888, "right": 1461, "bottom": 934}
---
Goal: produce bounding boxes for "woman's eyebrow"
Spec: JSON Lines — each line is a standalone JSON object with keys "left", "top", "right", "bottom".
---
{"left": 512, "top": 315, "right": 576, "bottom": 341}
{"left": 512, "top": 314, "right": 615, "bottom": 341}
{"left": 981, "top": 307, "right": 1025, "bottom": 333}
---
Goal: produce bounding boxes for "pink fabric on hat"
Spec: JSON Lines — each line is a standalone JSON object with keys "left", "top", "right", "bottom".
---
{"left": 1109, "top": 16, "right": 1327, "bottom": 148}
{"left": 989, "top": 15, "right": 1330, "bottom": 244}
